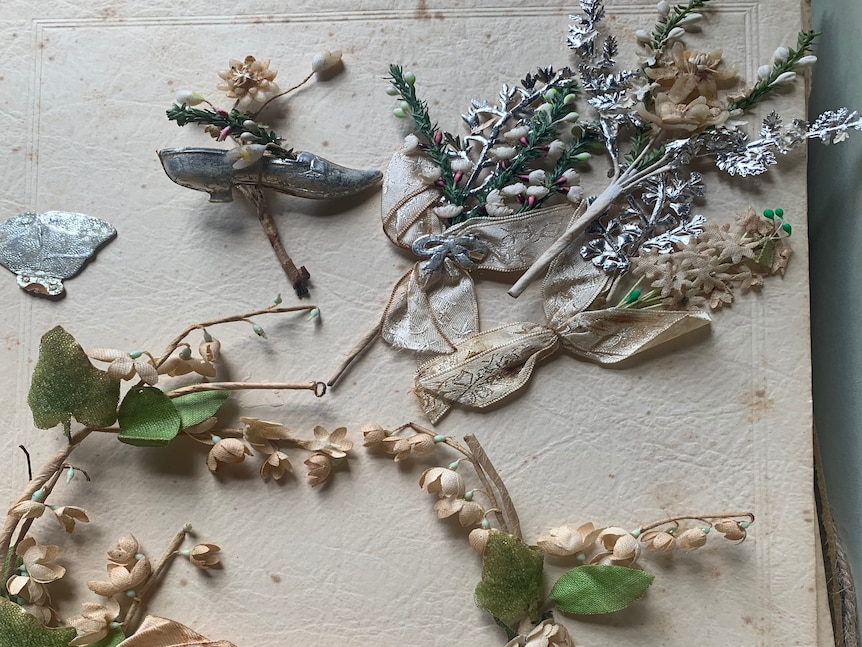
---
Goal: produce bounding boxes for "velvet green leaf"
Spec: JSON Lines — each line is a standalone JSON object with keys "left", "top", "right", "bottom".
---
{"left": 549, "top": 564, "right": 654, "bottom": 615}
{"left": 474, "top": 531, "right": 545, "bottom": 627}
{"left": 90, "top": 626, "right": 125, "bottom": 647}
{"left": 28, "top": 326, "right": 120, "bottom": 430}
{"left": 171, "top": 390, "right": 230, "bottom": 429}
{"left": 0, "top": 597, "right": 76, "bottom": 647}
{"left": 117, "top": 386, "right": 182, "bottom": 447}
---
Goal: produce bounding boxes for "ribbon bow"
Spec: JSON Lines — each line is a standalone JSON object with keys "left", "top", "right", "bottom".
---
{"left": 379, "top": 151, "right": 570, "bottom": 353}
{"left": 414, "top": 235, "right": 711, "bottom": 423}
{"left": 411, "top": 234, "right": 490, "bottom": 272}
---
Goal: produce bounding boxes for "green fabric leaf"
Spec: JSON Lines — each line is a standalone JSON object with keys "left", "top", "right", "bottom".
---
{"left": 474, "top": 531, "right": 544, "bottom": 627}
{"left": 0, "top": 597, "right": 76, "bottom": 647}
{"left": 90, "top": 626, "right": 125, "bottom": 647}
{"left": 117, "top": 386, "right": 182, "bottom": 447}
{"left": 170, "top": 390, "right": 230, "bottom": 429}
{"left": 549, "top": 564, "right": 654, "bottom": 615}
{"left": 27, "top": 326, "right": 120, "bottom": 430}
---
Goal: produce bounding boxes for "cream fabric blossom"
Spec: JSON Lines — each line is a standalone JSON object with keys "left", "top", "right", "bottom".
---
{"left": 714, "top": 518, "right": 747, "bottom": 540}
{"left": 380, "top": 435, "right": 412, "bottom": 461}
{"left": 419, "top": 467, "right": 465, "bottom": 498}
{"left": 88, "top": 348, "right": 158, "bottom": 385}
{"left": 188, "top": 543, "right": 222, "bottom": 569}
{"left": 217, "top": 56, "right": 279, "bottom": 108}
{"left": 591, "top": 527, "right": 641, "bottom": 566}
{"left": 157, "top": 355, "right": 216, "bottom": 378}
{"left": 433, "top": 496, "right": 485, "bottom": 527}
{"left": 16, "top": 537, "right": 66, "bottom": 583}
{"left": 260, "top": 451, "right": 292, "bottom": 481}
{"left": 206, "top": 438, "right": 252, "bottom": 472}
{"left": 304, "top": 452, "right": 332, "bottom": 487}
{"left": 642, "top": 529, "right": 676, "bottom": 552}
{"left": 52, "top": 506, "right": 90, "bottom": 533}
{"left": 361, "top": 424, "right": 389, "bottom": 447}
{"left": 241, "top": 417, "right": 292, "bottom": 453}
{"left": 296, "top": 426, "right": 353, "bottom": 458}
{"left": 68, "top": 597, "right": 120, "bottom": 646}
{"left": 537, "top": 522, "right": 603, "bottom": 557}
{"left": 88, "top": 557, "right": 151, "bottom": 597}
{"left": 107, "top": 535, "right": 140, "bottom": 566}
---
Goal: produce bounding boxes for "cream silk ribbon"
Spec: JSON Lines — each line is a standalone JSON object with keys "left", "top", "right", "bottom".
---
{"left": 115, "top": 615, "right": 237, "bottom": 647}
{"left": 380, "top": 151, "right": 570, "bottom": 353}
{"left": 415, "top": 236, "right": 711, "bottom": 423}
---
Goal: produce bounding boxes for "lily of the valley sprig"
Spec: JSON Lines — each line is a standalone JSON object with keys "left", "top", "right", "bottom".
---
{"left": 363, "top": 422, "right": 753, "bottom": 646}
{"left": 161, "top": 52, "right": 382, "bottom": 297}
{"left": 0, "top": 305, "right": 354, "bottom": 644}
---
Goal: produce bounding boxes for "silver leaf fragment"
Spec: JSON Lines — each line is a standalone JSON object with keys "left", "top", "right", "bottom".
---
{"left": 0, "top": 211, "right": 116, "bottom": 297}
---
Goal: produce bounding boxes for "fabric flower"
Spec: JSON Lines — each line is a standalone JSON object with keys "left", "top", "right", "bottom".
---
{"left": 433, "top": 496, "right": 485, "bottom": 527}
{"left": 68, "top": 597, "right": 120, "bottom": 646}
{"left": 8, "top": 500, "right": 47, "bottom": 520}
{"left": 6, "top": 574, "right": 50, "bottom": 606}
{"left": 676, "top": 527, "right": 708, "bottom": 552}
{"left": 107, "top": 535, "right": 140, "bottom": 566}
{"left": 641, "top": 529, "right": 676, "bottom": 552}
{"left": 217, "top": 56, "right": 279, "bottom": 108}
{"left": 511, "top": 619, "right": 575, "bottom": 647}
{"left": 304, "top": 452, "right": 332, "bottom": 487}
{"left": 408, "top": 433, "right": 436, "bottom": 456}
{"left": 206, "top": 438, "right": 252, "bottom": 472}
{"left": 88, "top": 348, "right": 158, "bottom": 385}
{"left": 52, "top": 506, "right": 89, "bottom": 533}
{"left": 714, "top": 518, "right": 747, "bottom": 541}
{"left": 361, "top": 424, "right": 389, "bottom": 447}
{"left": 468, "top": 528, "right": 492, "bottom": 555}
{"left": 419, "top": 467, "right": 465, "bottom": 498}
{"left": 157, "top": 356, "right": 216, "bottom": 378}
{"left": 380, "top": 434, "right": 412, "bottom": 461}
{"left": 225, "top": 144, "right": 267, "bottom": 170}
{"left": 88, "top": 556, "right": 151, "bottom": 597}
{"left": 241, "top": 417, "right": 292, "bottom": 453}
{"left": 260, "top": 450, "right": 292, "bottom": 481}
{"left": 537, "top": 522, "right": 603, "bottom": 557}
{"left": 16, "top": 537, "right": 65, "bottom": 583}
{"left": 187, "top": 543, "right": 221, "bottom": 569}
{"left": 296, "top": 426, "right": 353, "bottom": 458}
{"left": 591, "top": 527, "right": 641, "bottom": 566}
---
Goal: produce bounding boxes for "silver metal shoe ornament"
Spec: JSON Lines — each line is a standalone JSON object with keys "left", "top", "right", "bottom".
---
{"left": 158, "top": 148, "right": 382, "bottom": 203}
{"left": 0, "top": 211, "right": 116, "bottom": 297}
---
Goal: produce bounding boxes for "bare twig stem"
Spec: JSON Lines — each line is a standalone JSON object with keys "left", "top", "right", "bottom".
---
{"left": 167, "top": 381, "right": 326, "bottom": 398}
{"left": 154, "top": 305, "right": 318, "bottom": 370}
{"left": 637, "top": 512, "right": 755, "bottom": 534}
{"left": 1, "top": 429, "right": 93, "bottom": 587}
{"left": 123, "top": 527, "right": 189, "bottom": 634}
{"left": 237, "top": 185, "right": 311, "bottom": 298}
{"left": 252, "top": 71, "right": 315, "bottom": 118}
{"left": 327, "top": 319, "right": 383, "bottom": 387}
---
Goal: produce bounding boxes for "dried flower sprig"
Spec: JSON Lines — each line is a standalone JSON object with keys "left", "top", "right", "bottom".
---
{"left": 387, "top": 64, "right": 596, "bottom": 225}
{"left": 164, "top": 51, "right": 379, "bottom": 297}
{"left": 365, "top": 423, "right": 753, "bottom": 643}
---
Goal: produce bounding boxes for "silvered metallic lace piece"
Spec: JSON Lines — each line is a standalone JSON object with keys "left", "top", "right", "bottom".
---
{"left": 0, "top": 211, "right": 116, "bottom": 297}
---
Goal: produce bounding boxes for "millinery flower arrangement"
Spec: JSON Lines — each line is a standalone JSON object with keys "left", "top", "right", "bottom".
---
{"left": 160, "top": 52, "right": 382, "bottom": 297}
{"left": 329, "top": 0, "right": 860, "bottom": 422}
{"left": 363, "top": 422, "right": 754, "bottom": 646}
{"left": 0, "top": 305, "right": 358, "bottom": 645}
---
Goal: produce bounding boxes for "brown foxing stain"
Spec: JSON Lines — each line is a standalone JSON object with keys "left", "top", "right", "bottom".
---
{"left": 100, "top": 7, "right": 118, "bottom": 20}
{"left": 321, "top": 140, "right": 329, "bottom": 147}
{"left": 742, "top": 616, "right": 753, "bottom": 625}
{"left": 179, "top": 578, "right": 188, "bottom": 587}
{"left": 270, "top": 574, "right": 282, "bottom": 583}
{"left": 415, "top": 0, "right": 429, "bottom": 20}
{"left": 739, "top": 387, "right": 774, "bottom": 423}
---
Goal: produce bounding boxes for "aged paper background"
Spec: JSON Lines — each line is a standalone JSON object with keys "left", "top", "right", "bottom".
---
{"left": 0, "top": 1, "right": 824, "bottom": 645}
